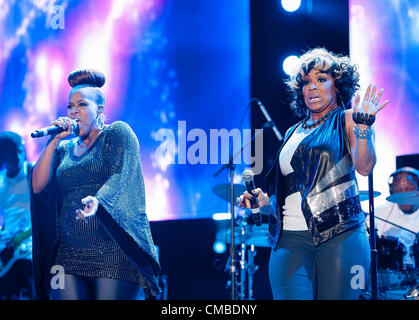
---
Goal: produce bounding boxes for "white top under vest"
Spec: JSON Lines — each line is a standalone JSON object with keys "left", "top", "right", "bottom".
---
{"left": 279, "top": 124, "right": 318, "bottom": 230}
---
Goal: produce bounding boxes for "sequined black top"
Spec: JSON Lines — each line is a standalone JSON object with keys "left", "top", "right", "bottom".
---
{"left": 48, "top": 121, "right": 160, "bottom": 289}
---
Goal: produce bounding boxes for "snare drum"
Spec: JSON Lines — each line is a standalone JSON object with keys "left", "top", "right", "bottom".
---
{"left": 363, "top": 236, "right": 412, "bottom": 299}
{"left": 376, "top": 236, "right": 406, "bottom": 271}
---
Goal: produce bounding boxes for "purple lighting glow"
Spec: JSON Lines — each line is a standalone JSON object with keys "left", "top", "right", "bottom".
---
{"left": 350, "top": 0, "right": 419, "bottom": 204}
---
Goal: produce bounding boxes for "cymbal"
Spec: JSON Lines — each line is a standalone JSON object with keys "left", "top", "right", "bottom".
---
{"left": 386, "top": 191, "right": 419, "bottom": 205}
{"left": 212, "top": 184, "right": 246, "bottom": 204}
{"left": 359, "top": 190, "right": 381, "bottom": 201}
{"left": 215, "top": 224, "right": 269, "bottom": 247}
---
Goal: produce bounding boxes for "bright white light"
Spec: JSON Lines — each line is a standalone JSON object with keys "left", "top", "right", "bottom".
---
{"left": 282, "top": 55, "right": 300, "bottom": 75}
{"left": 51, "top": 64, "right": 63, "bottom": 85}
{"left": 212, "top": 213, "right": 231, "bottom": 221}
{"left": 36, "top": 54, "right": 48, "bottom": 76}
{"left": 36, "top": 93, "right": 50, "bottom": 113}
{"left": 281, "top": 0, "right": 301, "bottom": 12}
{"left": 145, "top": 174, "right": 169, "bottom": 221}
{"left": 7, "top": 117, "right": 24, "bottom": 134}
{"left": 77, "top": 34, "right": 109, "bottom": 73}
{"left": 213, "top": 241, "right": 226, "bottom": 254}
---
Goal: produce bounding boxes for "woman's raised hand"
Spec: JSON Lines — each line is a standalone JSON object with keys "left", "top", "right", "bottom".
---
{"left": 353, "top": 84, "right": 389, "bottom": 118}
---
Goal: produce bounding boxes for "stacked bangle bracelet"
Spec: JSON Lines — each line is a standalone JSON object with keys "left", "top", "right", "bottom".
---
{"left": 353, "top": 125, "right": 373, "bottom": 139}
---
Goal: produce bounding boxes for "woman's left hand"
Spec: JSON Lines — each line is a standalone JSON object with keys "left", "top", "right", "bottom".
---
{"left": 75, "top": 196, "right": 99, "bottom": 222}
{"left": 353, "top": 84, "right": 389, "bottom": 122}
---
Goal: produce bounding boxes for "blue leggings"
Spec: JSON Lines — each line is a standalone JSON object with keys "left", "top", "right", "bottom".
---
{"left": 50, "top": 274, "right": 141, "bottom": 300}
{"left": 269, "top": 226, "right": 371, "bottom": 300}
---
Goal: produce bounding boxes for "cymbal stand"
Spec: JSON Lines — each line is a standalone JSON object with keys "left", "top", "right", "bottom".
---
{"left": 247, "top": 244, "right": 258, "bottom": 300}
{"left": 214, "top": 99, "right": 281, "bottom": 299}
{"left": 238, "top": 241, "right": 259, "bottom": 300}
{"left": 213, "top": 128, "right": 264, "bottom": 300}
{"left": 235, "top": 216, "right": 261, "bottom": 300}
{"left": 228, "top": 163, "right": 237, "bottom": 300}
{"left": 239, "top": 232, "right": 246, "bottom": 300}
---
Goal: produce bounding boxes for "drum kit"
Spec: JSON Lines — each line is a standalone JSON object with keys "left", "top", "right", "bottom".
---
{"left": 362, "top": 190, "right": 419, "bottom": 300}
{"left": 213, "top": 184, "right": 419, "bottom": 300}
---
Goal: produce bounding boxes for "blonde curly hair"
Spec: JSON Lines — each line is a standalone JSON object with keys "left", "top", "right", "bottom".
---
{"left": 286, "top": 48, "right": 360, "bottom": 117}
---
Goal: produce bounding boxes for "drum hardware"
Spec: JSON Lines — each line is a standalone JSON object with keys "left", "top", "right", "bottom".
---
{"left": 213, "top": 112, "right": 266, "bottom": 300}
{"left": 412, "top": 238, "right": 419, "bottom": 270}
{"left": 373, "top": 236, "right": 409, "bottom": 297}
{"left": 239, "top": 229, "right": 246, "bottom": 300}
{"left": 213, "top": 144, "right": 246, "bottom": 300}
{"left": 238, "top": 241, "right": 259, "bottom": 300}
{"left": 366, "top": 173, "right": 379, "bottom": 300}
{"left": 247, "top": 244, "right": 258, "bottom": 300}
{"left": 220, "top": 216, "right": 264, "bottom": 300}
{"left": 375, "top": 236, "right": 406, "bottom": 271}
{"left": 386, "top": 191, "right": 419, "bottom": 206}
{"left": 212, "top": 184, "right": 247, "bottom": 206}
{"left": 405, "top": 282, "right": 419, "bottom": 300}
{"left": 359, "top": 190, "right": 381, "bottom": 201}
{"left": 215, "top": 222, "right": 269, "bottom": 248}
{"left": 214, "top": 98, "right": 283, "bottom": 300}
{"left": 365, "top": 213, "right": 418, "bottom": 236}
{"left": 363, "top": 222, "right": 419, "bottom": 299}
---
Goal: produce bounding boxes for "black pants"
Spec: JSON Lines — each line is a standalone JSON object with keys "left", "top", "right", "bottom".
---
{"left": 49, "top": 274, "right": 141, "bottom": 300}
{"left": 269, "top": 226, "right": 371, "bottom": 300}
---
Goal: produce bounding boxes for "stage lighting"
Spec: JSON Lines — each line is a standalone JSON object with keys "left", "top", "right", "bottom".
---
{"left": 282, "top": 55, "right": 300, "bottom": 75}
{"left": 213, "top": 241, "right": 227, "bottom": 254}
{"left": 281, "top": 0, "right": 301, "bottom": 13}
{"left": 212, "top": 213, "right": 231, "bottom": 221}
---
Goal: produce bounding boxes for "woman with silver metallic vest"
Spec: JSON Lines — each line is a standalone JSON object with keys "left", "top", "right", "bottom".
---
{"left": 238, "top": 48, "right": 389, "bottom": 300}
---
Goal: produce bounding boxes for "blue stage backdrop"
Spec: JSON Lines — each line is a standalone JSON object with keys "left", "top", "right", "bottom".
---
{"left": 0, "top": 0, "right": 250, "bottom": 221}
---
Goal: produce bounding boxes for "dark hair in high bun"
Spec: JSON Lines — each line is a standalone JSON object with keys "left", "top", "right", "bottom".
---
{"left": 68, "top": 69, "right": 106, "bottom": 88}
{"left": 68, "top": 69, "right": 106, "bottom": 106}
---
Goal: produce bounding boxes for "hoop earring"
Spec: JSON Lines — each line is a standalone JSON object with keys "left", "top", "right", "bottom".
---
{"left": 96, "top": 113, "right": 105, "bottom": 130}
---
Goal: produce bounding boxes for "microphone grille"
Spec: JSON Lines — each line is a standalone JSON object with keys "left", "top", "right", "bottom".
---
{"left": 242, "top": 169, "right": 254, "bottom": 182}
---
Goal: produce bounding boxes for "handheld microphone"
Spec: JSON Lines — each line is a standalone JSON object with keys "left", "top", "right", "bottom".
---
{"left": 242, "top": 169, "right": 262, "bottom": 226}
{"left": 31, "top": 119, "right": 79, "bottom": 138}
{"left": 255, "top": 99, "right": 283, "bottom": 142}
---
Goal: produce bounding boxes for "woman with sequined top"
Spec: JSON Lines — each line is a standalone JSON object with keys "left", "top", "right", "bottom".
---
{"left": 238, "top": 48, "right": 389, "bottom": 300}
{"left": 31, "top": 69, "right": 160, "bottom": 300}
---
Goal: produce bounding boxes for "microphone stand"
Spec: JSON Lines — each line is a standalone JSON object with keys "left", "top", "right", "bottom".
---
{"left": 228, "top": 161, "right": 237, "bottom": 300}
{"left": 213, "top": 99, "right": 282, "bottom": 300}
{"left": 368, "top": 172, "right": 378, "bottom": 300}
{"left": 213, "top": 127, "right": 265, "bottom": 300}
{"left": 214, "top": 133, "right": 261, "bottom": 300}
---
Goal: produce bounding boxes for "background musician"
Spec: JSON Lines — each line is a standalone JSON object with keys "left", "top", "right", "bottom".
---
{"left": 0, "top": 131, "right": 34, "bottom": 299}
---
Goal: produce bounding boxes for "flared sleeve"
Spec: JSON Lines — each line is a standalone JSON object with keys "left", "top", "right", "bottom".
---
{"left": 95, "top": 121, "right": 160, "bottom": 296}
{"left": 29, "top": 142, "right": 64, "bottom": 299}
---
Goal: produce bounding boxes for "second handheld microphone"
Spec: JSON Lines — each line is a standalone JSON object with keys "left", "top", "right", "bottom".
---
{"left": 242, "top": 169, "right": 262, "bottom": 226}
